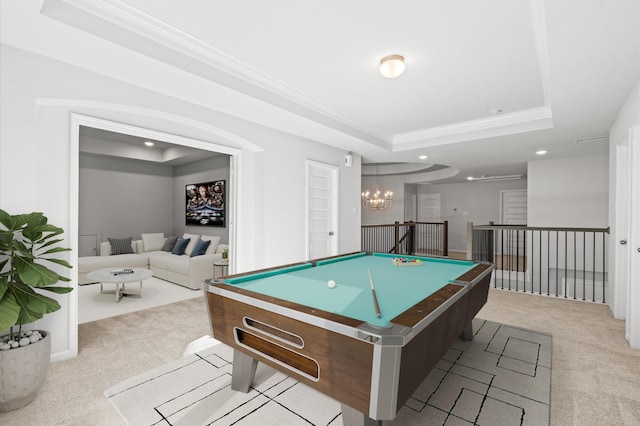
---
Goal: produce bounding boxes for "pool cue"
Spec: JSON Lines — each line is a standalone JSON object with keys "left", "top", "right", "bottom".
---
{"left": 367, "top": 269, "right": 382, "bottom": 318}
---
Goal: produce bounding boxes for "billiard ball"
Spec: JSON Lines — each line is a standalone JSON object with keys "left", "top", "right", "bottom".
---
{"left": 327, "top": 280, "right": 336, "bottom": 288}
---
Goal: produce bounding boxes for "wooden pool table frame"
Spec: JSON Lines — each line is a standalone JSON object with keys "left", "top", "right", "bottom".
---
{"left": 205, "top": 253, "right": 494, "bottom": 426}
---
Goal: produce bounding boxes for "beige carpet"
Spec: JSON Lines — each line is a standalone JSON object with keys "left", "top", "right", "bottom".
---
{"left": 104, "top": 319, "right": 551, "bottom": 425}
{"left": 0, "top": 289, "right": 638, "bottom": 425}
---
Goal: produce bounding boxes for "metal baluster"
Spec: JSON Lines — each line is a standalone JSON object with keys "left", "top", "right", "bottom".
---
{"left": 602, "top": 231, "right": 606, "bottom": 303}
{"left": 516, "top": 229, "right": 520, "bottom": 291}
{"left": 582, "top": 231, "right": 587, "bottom": 300}
{"left": 556, "top": 231, "right": 560, "bottom": 297}
{"left": 564, "top": 231, "right": 568, "bottom": 298}
{"left": 547, "top": 232, "right": 550, "bottom": 296}
{"left": 592, "top": 232, "right": 596, "bottom": 302}
{"left": 539, "top": 230, "right": 542, "bottom": 295}
{"left": 574, "top": 232, "right": 577, "bottom": 300}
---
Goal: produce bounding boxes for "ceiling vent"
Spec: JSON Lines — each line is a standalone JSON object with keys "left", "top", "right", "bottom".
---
{"left": 468, "top": 174, "right": 524, "bottom": 182}
{"left": 575, "top": 136, "right": 609, "bottom": 144}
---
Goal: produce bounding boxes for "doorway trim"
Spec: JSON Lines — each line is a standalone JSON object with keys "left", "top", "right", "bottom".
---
{"left": 69, "top": 113, "right": 241, "bottom": 359}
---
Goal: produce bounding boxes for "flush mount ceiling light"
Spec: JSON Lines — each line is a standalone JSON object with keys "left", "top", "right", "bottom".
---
{"left": 379, "top": 54, "right": 405, "bottom": 78}
{"left": 419, "top": 155, "right": 428, "bottom": 160}
{"left": 144, "top": 141, "right": 155, "bottom": 147}
{"left": 536, "top": 150, "right": 547, "bottom": 155}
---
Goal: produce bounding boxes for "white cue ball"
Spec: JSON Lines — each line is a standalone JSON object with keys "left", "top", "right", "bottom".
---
{"left": 327, "top": 280, "right": 336, "bottom": 288}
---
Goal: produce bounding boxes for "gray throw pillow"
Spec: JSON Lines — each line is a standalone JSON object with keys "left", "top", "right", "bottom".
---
{"left": 161, "top": 236, "right": 178, "bottom": 252}
{"left": 190, "top": 239, "right": 211, "bottom": 257}
{"left": 108, "top": 237, "right": 134, "bottom": 255}
{"left": 171, "top": 237, "right": 190, "bottom": 255}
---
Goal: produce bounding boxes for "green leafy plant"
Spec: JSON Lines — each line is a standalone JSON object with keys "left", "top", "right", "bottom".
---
{"left": 0, "top": 209, "right": 72, "bottom": 341}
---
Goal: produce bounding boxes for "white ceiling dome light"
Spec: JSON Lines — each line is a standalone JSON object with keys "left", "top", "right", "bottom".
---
{"left": 379, "top": 55, "right": 405, "bottom": 78}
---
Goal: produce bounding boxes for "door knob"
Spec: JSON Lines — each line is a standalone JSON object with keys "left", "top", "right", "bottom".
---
{"left": 329, "top": 231, "right": 334, "bottom": 236}
{"left": 620, "top": 240, "right": 627, "bottom": 245}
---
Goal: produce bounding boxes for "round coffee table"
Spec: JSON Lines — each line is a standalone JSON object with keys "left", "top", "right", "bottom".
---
{"left": 87, "top": 267, "right": 153, "bottom": 302}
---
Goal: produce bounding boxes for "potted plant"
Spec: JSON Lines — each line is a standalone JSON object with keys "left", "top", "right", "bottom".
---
{"left": 0, "top": 209, "right": 72, "bottom": 411}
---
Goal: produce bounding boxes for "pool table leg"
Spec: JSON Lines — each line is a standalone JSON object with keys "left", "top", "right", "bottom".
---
{"left": 231, "top": 349, "right": 258, "bottom": 393}
{"left": 341, "top": 404, "right": 382, "bottom": 426}
{"left": 461, "top": 321, "right": 474, "bottom": 341}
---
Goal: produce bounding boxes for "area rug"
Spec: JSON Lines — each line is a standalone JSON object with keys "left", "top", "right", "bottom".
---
{"left": 104, "top": 319, "right": 551, "bottom": 425}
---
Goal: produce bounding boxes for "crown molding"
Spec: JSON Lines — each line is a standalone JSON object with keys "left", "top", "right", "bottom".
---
{"left": 40, "top": 0, "right": 393, "bottom": 146}
{"left": 40, "top": 0, "right": 552, "bottom": 155}
{"left": 37, "top": 98, "right": 259, "bottom": 152}
{"left": 392, "top": 107, "right": 553, "bottom": 150}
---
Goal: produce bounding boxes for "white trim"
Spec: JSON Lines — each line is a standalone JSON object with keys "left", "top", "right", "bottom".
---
{"left": 41, "top": 0, "right": 552, "bottom": 150}
{"left": 62, "top": 114, "right": 80, "bottom": 360}
{"left": 37, "top": 98, "right": 262, "bottom": 153}
{"left": 68, "top": 112, "right": 242, "bottom": 358}
{"left": 40, "top": 0, "right": 391, "bottom": 144}
{"left": 393, "top": 107, "right": 553, "bottom": 148}
{"left": 528, "top": 0, "right": 552, "bottom": 107}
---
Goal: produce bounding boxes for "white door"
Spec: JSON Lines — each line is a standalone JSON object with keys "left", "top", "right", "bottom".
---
{"left": 501, "top": 189, "right": 527, "bottom": 225}
{"left": 418, "top": 193, "right": 440, "bottom": 222}
{"left": 417, "top": 193, "right": 441, "bottom": 249}
{"left": 500, "top": 189, "right": 527, "bottom": 257}
{"left": 627, "top": 125, "right": 640, "bottom": 348}
{"left": 614, "top": 143, "right": 630, "bottom": 321}
{"left": 307, "top": 161, "right": 339, "bottom": 260}
{"left": 405, "top": 193, "right": 417, "bottom": 221}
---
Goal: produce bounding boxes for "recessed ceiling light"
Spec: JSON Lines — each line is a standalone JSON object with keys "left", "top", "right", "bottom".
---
{"left": 419, "top": 155, "right": 428, "bottom": 160}
{"left": 536, "top": 150, "right": 547, "bottom": 155}
{"left": 144, "top": 141, "right": 155, "bottom": 147}
{"left": 467, "top": 176, "right": 474, "bottom": 181}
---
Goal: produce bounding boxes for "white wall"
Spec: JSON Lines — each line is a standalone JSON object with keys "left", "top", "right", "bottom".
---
{"left": 0, "top": 44, "right": 361, "bottom": 360}
{"left": 239, "top": 126, "right": 361, "bottom": 267}
{"left": 528, "top": 154, "right": 609, "bottom": 227}
{"left": 417, "top": 179, "right": 527, "bottom": 252}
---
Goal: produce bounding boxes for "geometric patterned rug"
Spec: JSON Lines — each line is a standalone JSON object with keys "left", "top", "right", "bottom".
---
{"left": 104, "top": 319, "right": 551, "bottom": 425}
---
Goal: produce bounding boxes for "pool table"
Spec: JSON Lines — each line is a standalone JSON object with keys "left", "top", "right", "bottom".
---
{"left": 205, "top": 252, "right": 493, "bottom": 426}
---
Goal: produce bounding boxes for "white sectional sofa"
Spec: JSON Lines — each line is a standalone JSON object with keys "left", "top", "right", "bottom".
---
{"left": 78, "top": 233, "right": 228, "bottom": 290}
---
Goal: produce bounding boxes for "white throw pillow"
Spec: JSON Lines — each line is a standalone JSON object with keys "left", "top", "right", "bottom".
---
{"left": 200, "top": 236, "right": 221, "bottom": 255}
{"left": 182, "top": 233, "right": 201, "bottom": 256}
{"left": 141, "top": 233, "right": 165, "bottom": 252}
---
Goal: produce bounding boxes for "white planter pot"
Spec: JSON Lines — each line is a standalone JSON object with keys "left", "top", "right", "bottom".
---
{"left": 0, "top": 330, "right": 51, "bottom": 411}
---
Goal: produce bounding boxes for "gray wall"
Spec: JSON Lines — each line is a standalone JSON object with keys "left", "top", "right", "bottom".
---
{"left": 79, "top": 153, "right": 230, "bottom": 249}
{"left": 173, "top": 155, "right": 230, "bottom": 242}
{"left": 79, "top": 154, "right": 174, "bottom": 244}
{"left": 417, "top": 179, "right": 527, "bottom": 252}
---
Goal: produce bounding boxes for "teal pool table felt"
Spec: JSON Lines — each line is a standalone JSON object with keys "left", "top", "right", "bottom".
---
{"left": 224, "top": 253, "right": 476, "bottom": 327}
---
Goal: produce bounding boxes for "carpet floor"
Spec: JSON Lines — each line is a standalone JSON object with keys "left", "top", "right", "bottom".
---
{"left": 105, "top": 319, "right": 551, "bottom": 425}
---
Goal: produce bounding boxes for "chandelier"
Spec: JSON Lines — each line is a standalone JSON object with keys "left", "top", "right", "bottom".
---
{"left": 361, "top": 164, "right": 393, "bottom": 210}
